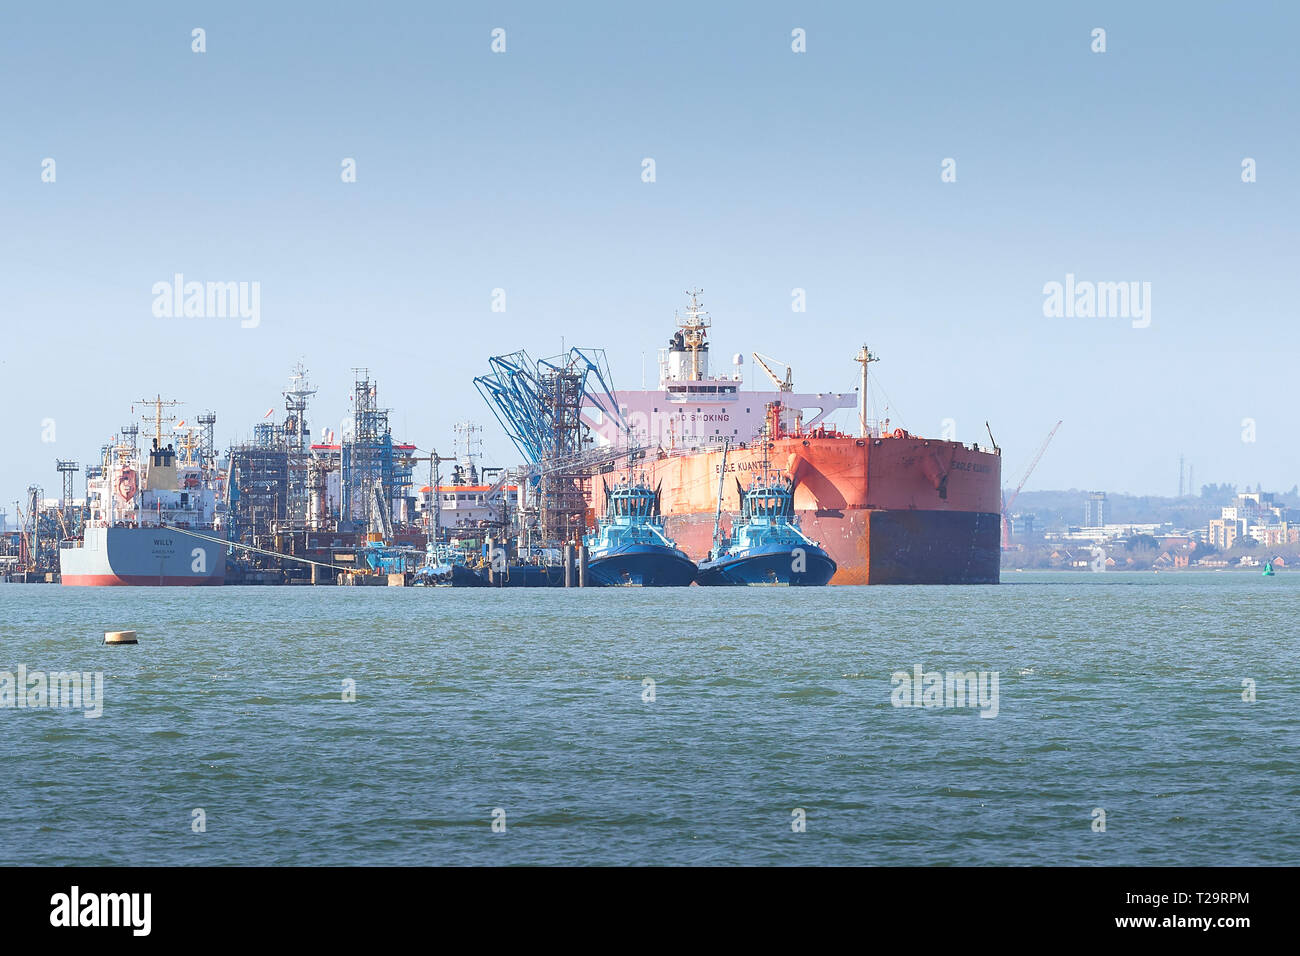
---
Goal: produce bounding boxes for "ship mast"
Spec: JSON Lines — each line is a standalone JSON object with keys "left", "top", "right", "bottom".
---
{"left": 854, "top": 346, "right": 878, "bottom": 438}
{"left": 680, "top": 288, "right": 710, "bottom": 381}
{"left": 137, "top": 394, "right": 180, "bottom": 447}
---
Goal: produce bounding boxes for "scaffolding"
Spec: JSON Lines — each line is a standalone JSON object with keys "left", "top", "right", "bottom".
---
{"left": 228, "top": 392, "right": 294, "bottom": 549}
{"left": 341, "top": 370, "right": 412, "bottom": 535}
{"left": 282, "top": 364, "right": 316, "bottom": 531}
{"left": 226, "top": 440, "right": 289, "bottom": 550}
{"left": 223, "top": 364, "right": 332, "bottom": 556}
{"left": 343, "top": 369, "right": 380, "bottom": 530}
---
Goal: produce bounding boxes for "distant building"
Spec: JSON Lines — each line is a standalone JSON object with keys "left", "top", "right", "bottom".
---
{"left": 1250, "top": 524, "right": 1296, "bottom": 547}
{"left": 1085, "top": 491, "right": 1108, "bottom": 528}
{"left": 1207, "top": 491, "right": 1296, "bottom": 549}
{"left": 1049, "top": 522, "right": 1164, "bottom": 543}
{"left": 1209, "top": 517, "right": 1241, "bottom": 550}
{"left": 1238, "top": 491, "right": 1275, "bottom": 510}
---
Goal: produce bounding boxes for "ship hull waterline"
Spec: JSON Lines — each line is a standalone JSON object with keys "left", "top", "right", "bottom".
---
{"left": 697, "top": 542, "right": 837, "bottom": 587}
{"left": 596, "top": 435, "right": 1002, "bottom": 586}
{"left": 60, "top": 526, "right": 226, "bottom": 587}
{"left": 586, "top": 544, "right": 698, "bottom": 588}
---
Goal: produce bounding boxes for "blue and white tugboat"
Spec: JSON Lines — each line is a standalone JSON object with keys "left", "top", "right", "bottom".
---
{"left": 584, "top": 475, "right": 697, "bottom": 587}
{"left": 697, "top": 463, "right": 837, "bottom": 587}
{"left": 413, "top": 540, "right": 485, "bottom": 587}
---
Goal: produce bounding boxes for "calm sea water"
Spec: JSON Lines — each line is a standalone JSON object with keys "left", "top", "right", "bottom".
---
{"left": 0, "top": 573, "right": 1296, "bottom": 866}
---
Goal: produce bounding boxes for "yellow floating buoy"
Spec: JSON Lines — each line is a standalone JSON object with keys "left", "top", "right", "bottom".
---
{"left": 104, "top": 630, "right": 138, "bottom": 645}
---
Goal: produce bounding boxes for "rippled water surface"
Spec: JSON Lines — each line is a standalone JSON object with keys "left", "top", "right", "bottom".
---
{"left": 1, "top": 573, "right": 1296, "bottom": 865}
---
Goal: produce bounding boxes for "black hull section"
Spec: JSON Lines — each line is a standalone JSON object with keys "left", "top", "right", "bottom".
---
{"left": 480, "top": 564, "right": 567, "bottom": 587}
{"left": 415, "top": 565, "right": 489, "bottom": 587}
{"left": 587, "top": 546, "right": 697, "bottom": 587}
{"left": 697, "top": 545, "right": 837, "bottom": 587}
{"left": 861, "top": 509, "right": 1001, "bottom": 585}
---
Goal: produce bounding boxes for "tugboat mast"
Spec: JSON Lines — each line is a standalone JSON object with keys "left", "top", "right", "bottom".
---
{"left": 713, "top": 439, "right": 730, "bottom": 552}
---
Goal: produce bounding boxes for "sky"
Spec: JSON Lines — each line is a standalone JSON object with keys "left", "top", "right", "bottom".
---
{"left": 2, "top": 0, "right": 1296, "bottom": 516}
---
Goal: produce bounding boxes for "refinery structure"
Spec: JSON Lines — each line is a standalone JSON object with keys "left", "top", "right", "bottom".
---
{"left": 4, "top": 350, "right": 630, "bottom": 585}
{"left": 4, "top": 364, "right": 504, "bottom": 585}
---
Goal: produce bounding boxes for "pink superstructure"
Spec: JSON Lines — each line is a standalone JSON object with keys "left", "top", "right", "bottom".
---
{"left": 586, "top": 291, "right": 856, "bottom": 452}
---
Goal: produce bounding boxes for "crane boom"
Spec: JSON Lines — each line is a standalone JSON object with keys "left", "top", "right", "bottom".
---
{"left": 1001, "top": 420, "right": 1062, "bottom": 548}
{"left": 751, "top": 352, "right": 794, "bottom": 392}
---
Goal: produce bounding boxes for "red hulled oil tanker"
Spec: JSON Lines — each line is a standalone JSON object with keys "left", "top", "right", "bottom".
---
{"left": 583, "top": 293, "right": 1002, "bottom": 584}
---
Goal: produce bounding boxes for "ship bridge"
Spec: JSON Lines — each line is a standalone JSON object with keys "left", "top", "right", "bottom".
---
{"left": 581, "top": 290, "right": 854, "bottom": 452}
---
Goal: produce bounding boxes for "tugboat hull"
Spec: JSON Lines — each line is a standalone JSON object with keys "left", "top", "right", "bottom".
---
{"left": 587, "top": 544, "right": 697, "bottom": 587}
{"left": 697, "top": 542, "right": 837, "bottom": 586}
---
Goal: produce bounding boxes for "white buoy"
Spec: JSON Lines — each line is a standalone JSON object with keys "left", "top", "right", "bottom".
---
{"left": 104, "top": 630, "right": 137, "bottom": 645}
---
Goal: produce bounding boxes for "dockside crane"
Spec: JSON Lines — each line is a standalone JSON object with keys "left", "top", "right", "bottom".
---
{"left": 1001, "top": 420, "right": 1062, "bottom": 549}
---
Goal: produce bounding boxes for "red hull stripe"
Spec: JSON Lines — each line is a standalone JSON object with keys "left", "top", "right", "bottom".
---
{"left": 61, "top": 574, "right": 225, "bottom": 587}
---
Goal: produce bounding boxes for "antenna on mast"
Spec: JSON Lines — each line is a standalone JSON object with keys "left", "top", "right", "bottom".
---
{"left": 678, "top": 288, "right": 711, "bottom": 381}
{"left": 137, "top": 395, "right": 181, "bottom": 447}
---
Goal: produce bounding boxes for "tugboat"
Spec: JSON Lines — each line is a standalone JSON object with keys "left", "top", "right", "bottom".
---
{"left": 584, "top": 475, "right": 697, "bottom": 587}
{"left": 696, "top": 440, "right": 837, "bottom": 586}
{"left": 413, "top": 540, "right": 485, "bottom": 587}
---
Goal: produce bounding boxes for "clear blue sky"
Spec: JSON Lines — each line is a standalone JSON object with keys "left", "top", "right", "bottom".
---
{"left": 2, "top": 0, "right": 1296, "bottom": 513}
